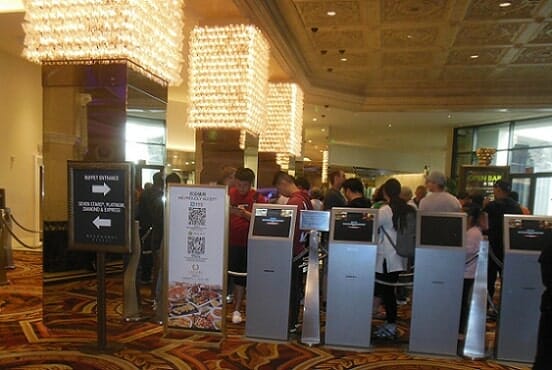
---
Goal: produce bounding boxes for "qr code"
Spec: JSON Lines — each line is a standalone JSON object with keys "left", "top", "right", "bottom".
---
{"left": 188, "top": 207, "right": 206, "bottom": 226}
{"left": 187, "top": 235, "right": 206, "bottom": 255}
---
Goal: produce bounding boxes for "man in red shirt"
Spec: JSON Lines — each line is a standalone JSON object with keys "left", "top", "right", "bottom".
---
{"left": 272, "top": 171, "right": 313, "bottom": 332}
{"left": 228, "top": 168, "right": 265, "bottom": 324}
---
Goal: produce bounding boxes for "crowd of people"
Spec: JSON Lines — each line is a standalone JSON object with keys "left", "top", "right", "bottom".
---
{"left": 134, "top": 166, "right": 548, "bottom": 366}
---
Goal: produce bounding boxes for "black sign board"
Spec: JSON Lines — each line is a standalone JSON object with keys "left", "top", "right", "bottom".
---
{"left": 458, "top": 165, "right": 509, "bottom": 200}
{"left": 420, "top": 215, "right": 464, "bottom": 248}
{"left": 333, "top": 211, "right": 375, "bottom": 243}
{"left": 507, "top": 218, "right": 552, "bottom": 252}
{"left": 251, "top": 207, "right": 293, "bottom": 238}
{"left": 68, "top": 161, "right": 132, "bottom": 253}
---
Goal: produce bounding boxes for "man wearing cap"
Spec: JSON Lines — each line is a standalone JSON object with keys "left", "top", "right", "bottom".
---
{"left": 419, "top": 171, "right": 462, "bottom": 212}
{"left": 484, "top": 180, "right": 522, "bottom": 302}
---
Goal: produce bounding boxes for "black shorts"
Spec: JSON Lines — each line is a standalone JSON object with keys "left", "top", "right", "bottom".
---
{"left": 228, "top": 246, "right": 247, "bottom": 287}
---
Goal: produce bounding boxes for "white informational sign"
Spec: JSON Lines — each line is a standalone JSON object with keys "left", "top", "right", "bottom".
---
{"left": 166, "top": 185, "right": 228, "bottom": 333}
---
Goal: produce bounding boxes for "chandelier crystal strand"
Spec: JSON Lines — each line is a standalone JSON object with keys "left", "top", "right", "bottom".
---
{"left": 22, "top": 0, "right": 184, "bottom": 86}
{"left": 187, "top": 25, "right": 270, "bottom": 135}
{"left": 259, "top": 83, "right": 304, "bottom": 156}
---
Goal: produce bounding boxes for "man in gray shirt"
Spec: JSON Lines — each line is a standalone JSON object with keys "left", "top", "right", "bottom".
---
{"left": 419, "top": 171, "right": 462, "bottom": 212}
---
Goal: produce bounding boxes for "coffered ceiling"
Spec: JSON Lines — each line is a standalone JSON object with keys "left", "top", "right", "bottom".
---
{"left": 235, "top": 0, "right": 552, "bottom": 110}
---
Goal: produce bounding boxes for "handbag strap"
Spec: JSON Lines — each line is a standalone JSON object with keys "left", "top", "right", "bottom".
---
{"left": 379, "top": 225, "right": 396, "bottom": 249}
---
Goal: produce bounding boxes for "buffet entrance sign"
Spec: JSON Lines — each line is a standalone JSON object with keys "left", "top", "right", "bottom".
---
{"left": 165, "top": 185, "right": 228, "bottom": 335}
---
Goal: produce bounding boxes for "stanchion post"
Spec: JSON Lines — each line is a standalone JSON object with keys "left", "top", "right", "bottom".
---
{"left": 463, "top": 240, "right": 489, "bottom": 359}
{"left": 3, "top": 208, "right": 14, "bottom": 269}
{"left": 301, "top": 230, "right": 321, "bottom": 346}
{"left": 0, "top": 210, "right": 9, "bottom": 285}
{"left": 123, "top": 220, "right": 143, "bottom": 321}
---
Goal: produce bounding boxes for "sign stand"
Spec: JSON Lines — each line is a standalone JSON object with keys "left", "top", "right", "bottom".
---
{"left": 96, "top": 251, "right": 108, "bottom": 350}
{"left": 67, "top": 161, "right": 133, "bottom": 354}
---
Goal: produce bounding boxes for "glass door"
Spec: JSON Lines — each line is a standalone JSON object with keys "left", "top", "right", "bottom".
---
{"left": 534, "top": 176, "right": 552, "bottom": 216}
{"left": 511, "top": 174, "right": 552, "bottom": 216}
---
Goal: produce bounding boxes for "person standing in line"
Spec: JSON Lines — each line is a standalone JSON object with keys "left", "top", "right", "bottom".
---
{"left": 534, "top": 239, "right": 552, "bottom": 369}
{"left": 342, "top": 178, "right": 371, "bottom": 208}
{"left": 323, "top": 170, "right": 346, "bottom": 210}
{"left": 419, "top": 171, "right": 462, "bottom": 212}
{"left": 217, "top": 166, "right": 237, "bottom": 304}
{"left": 310, "top": 187, "right": 324, "bottom": 211}
{"left": 373, "top": 178, "right": 409, "bottom": 339}
{"left": 483, "top": 180, "right": 522, "bottom": 303}
{"left": 228, "top": 168, "right": 266, "bottom": 324}
{"left": 400, "top": 186, "right": 417, "bottom": 208}
{"left": 412, "top": 185, "right": 427, "bottom": 208}
{"left": 136, "top": 172, "right": 164, "bottom": 289}
{"left": 272, "top": 171, "right": 313, "bottom": 332}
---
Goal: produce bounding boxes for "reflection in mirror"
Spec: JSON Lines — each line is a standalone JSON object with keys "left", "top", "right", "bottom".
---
{"left": 42, "top": 64, "right": 167, "bottom": 325}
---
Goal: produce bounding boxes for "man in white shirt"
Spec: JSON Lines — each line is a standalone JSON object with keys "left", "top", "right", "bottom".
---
{"left": 419, "top": 171, "right": 462, "bottom": 212}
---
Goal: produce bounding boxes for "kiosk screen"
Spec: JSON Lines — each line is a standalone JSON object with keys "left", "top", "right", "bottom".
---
{"left": 333, "top": 211, "right": 375, "bottom": 242}
{"left": 507, "top": 218, "right": 552, "bottom": 252}
{"left": 420, "top": 215, "right": 464, "bottom": 247}
{"left": 252, "top": 208, "right": 293, "bottom": 238}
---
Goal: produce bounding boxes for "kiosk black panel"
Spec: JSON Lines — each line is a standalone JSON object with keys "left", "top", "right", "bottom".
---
{"left": 420, "top": 215, "right": 464, "bottom": 247}
{"left": 506, "top": 218, "right": 552, "bottom": 252}
{"left": 252, "top": 208, "right": 293, "bottom": 238}
{"left": 333, "top": 211, "right": 375, "bottom": 243}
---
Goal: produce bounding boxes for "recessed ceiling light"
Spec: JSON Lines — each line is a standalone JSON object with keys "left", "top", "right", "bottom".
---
{"left": 191, "top": 161, "right": 195, "bottom": 164}
{"left": 185, "top": 162, "right": 189, "bottom": 165}
{"left": 312, "top": 117, "right": 317, "bottom": 122}
{"left": 499, "top": 2, "right": 512, "bottom": 7}
{"left": 387, "top": 123, "right": 392, "bottom": 128}
{"left": 340, "top": 57, "right": 348, "bottom": 62}
{"left": 167, "top": 164, "right": 172, "bottom": 167}
{"left": 307, "top": 139, "right": 312, "bottom": 143}
{"left": 321, "top": 128, "right": 326, "bottom": 132}
{"left": 327, "top": 10, "right": 336, "bottom": 16}
{"left": 448, "top": 114, "right": 452, "bottom": 119}
{"left": 407, "top": 34, "right": 413, "bottom": 39}
{"left": 470, "top": 54, "right": 479, "bottom": 59}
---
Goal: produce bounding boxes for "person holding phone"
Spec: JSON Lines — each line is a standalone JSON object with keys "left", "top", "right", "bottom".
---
{"left": 228, "top": 168, "right": 265, "bottom": 324}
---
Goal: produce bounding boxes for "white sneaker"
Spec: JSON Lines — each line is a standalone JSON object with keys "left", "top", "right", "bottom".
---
{"left": 232, "top": 310, "right": 242, "bottom": 324}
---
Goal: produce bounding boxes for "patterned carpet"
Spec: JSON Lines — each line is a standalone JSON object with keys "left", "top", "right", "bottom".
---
{"left": 0, "top": 250, "right": 531, "bottom": 369}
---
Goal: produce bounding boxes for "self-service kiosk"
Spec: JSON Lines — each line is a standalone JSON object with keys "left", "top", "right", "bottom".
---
{"left": 495, "top": 215, "right": 551, "bottom": 363}
{"left": 409, "top": 211, "right": 467, "bottom": 356}
{"left": 245, "top": 204, "right": 297, "bottom": 341}
{"left": 325, "top": 208, "right": 378, "bottom": 348}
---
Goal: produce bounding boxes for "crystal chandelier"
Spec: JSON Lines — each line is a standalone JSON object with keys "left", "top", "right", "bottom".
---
{"left": 22, "top": 0, "right": 184, "bottom": 86}
{"left": 187, "top": 24, "right": 270, "bottom": 135}
{"left": 259, "top": 83, "right": 304, "bottom": 157}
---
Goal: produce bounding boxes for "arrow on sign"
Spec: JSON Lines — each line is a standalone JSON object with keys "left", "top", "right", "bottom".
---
{"left": 92, "top": 182, "right": 111, "bottom": 196}
{"left": 92, "top": 216, "right": 111, "bottom": 229}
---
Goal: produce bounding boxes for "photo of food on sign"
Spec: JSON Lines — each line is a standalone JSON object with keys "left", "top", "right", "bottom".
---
{"left": 168, "top": 282, "right": 223, "bottom": 331}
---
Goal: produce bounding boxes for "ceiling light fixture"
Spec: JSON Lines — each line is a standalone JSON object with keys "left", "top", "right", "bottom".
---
{"left": 327, "top": 11, "right": 336, "bottom": 16}
{"left": 22, "top": 0, "right": 184, "bottom": 86}
{"left": 499, "top": 2, "right": 512, "bottom": 7}
{"left": 470, "top": 54, "right": 480, "bottom": 59}
{"left": 340, "top": 57, "right": 348, "bottom": 62}
{"left": 313, "top": 117, "right": 318, "bottom": 122}
{"left": 259, "top": 83, "right": 304, "bottom": 157}
{"left": 187, "top": 24, "right": 270, "bottom": 135}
